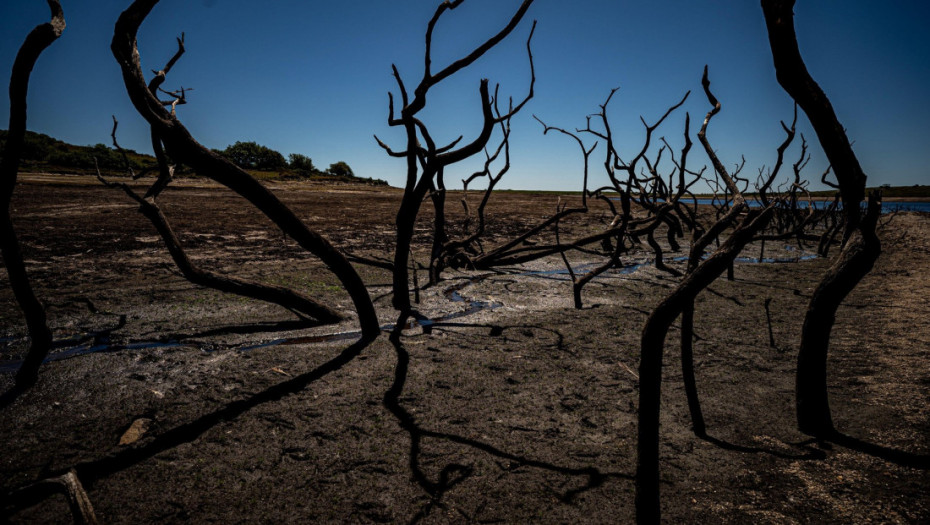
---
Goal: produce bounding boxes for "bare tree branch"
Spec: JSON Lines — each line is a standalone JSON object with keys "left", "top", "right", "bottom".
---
{"left": 761, "top": 0, "right": 882, "bottom": 439}
{"left": 100, "top": 119, "right": 345, "bottom": 324}
{"left": 0, "top": 0, "right": 65, "bottom": 390}
{"left": 112, "top": 0, "right": 378, "bottom": 338}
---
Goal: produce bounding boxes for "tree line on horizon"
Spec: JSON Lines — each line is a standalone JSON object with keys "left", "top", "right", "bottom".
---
{"left": 0, "top": 128, "right": 384, "bottom": 184}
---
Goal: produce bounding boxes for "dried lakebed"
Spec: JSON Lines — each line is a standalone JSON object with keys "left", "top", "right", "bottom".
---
{"left": 1, "top": 177, "right": 927, "bottom": 523}
{"left": 0, "top": 246, "right": 817, "bottom": 370}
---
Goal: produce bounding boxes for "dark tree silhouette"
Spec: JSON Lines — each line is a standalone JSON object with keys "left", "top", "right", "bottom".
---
{"left": 678, "top": 73, "right": 806, "bottom": 439}
{"left": 100, "top": 35, "right": 343, "bottom": 324}
{"left": 635, "top": 68, "right": 795, "bottom": 524}
{"left": 375, "top": 0, "right": 536, "bottom": 314}
{"left": 425, "top": 101, "right": 528, "bottom": 285}
{"left": 761, "top": 0, "right": 882, "bottom": 438}
{"left": 450, "top": 88, "right": 693, "bottom": 305}
{"left": 0, "top": 0, "right": 65, "bottom": 390}
{"left": 636, "top": 211, "right": 772, "bottom": 525}
{"left": 217, "top": 141, "right": 287, "bottom": 171}
{"left": 535, "top": 118, "right": 596, "bottom": 308}
{"left": 751, "top": 127, "right": 841, "bottom": 259}
{"left": 327, "top": 161, "right": 354, "bottom": 178}
{"left": 99, "top": 118, "right": 344, "bottom": 325}
{"left": 111, "top": 0, "right": 379, "bottom": 338}
{"left": 543, "top": 88, "right": 693, "bottom": 308}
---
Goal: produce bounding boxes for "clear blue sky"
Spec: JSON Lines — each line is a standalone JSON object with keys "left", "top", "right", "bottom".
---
{"left": 2, "top": 1, "right": 928, "bottom": 191}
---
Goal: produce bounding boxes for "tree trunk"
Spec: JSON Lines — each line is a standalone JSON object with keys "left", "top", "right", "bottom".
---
{"left": 680, "top": 300, "right": 706, "bottom": 437}
{"left": 636, "top": 208, "right": 772, "bottom": 524}
{"left": 0, "top": 1, "right": 65, "bottom": 389}
{"left": 761, "top": 0, "right": 882, "bottom": 437}
{"left": 0, "top": 216, "right": 53, "bottom": 388}
{"left": 111, "top": 1, "right": 378, "bottom": 338}
{"left": 392, "top": 192, "right": 422, "bottom": 313}
{"left": 796, "top": 194, "right": 881, "bottom": 435}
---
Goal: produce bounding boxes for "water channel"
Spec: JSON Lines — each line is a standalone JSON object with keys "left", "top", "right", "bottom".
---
{"left": 0, "top": 245, "right": 820, "bottom": 372}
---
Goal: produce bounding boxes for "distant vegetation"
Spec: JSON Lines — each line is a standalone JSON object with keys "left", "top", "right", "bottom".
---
{"left": 691, "top": 185, "right": 930, "bottom": 200}
{"left": 212, "top": 141, "right": 383, "bottom": 184}
{"left": 787, "top": 185, "right": 930, "bottom": 199}
{"left": 0, "top": 129, "right": 157, "bottom": 173}
{"left": 862, "top": 185, "right": 930, "bottom": 199}
{"left": 214, "top": 140, "right": 286, "bottom": 171}
{"left": 0, "top": 130, "right": 387, "bottom": 186}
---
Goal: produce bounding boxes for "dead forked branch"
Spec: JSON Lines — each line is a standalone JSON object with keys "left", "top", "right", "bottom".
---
{"left": 464, "top": 87, "right": 693, "bottom": 285}
{"left": 111, "top": 0, "right": 378, "bottom": 338}
{"left": 636, "top": 67, "right": 792, "bottom": 524}
{"left": 375, "top": 0, "right": 537, "bottom": 313}
{"left": 0, "top": 0, "right": 65, "bottom": 390}
{"left": 427, "top": 94, "right": 520, "bottom": 283}
{"left": 98, "top": 118, "right": 343, "bottom": 324}
{"left": 3, "top": 470, "right": 97, "bottom": 525}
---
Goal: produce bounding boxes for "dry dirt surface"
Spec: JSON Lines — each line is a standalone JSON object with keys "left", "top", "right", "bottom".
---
{"left": 1, "top": 175, "right": 928, "bottom": 523}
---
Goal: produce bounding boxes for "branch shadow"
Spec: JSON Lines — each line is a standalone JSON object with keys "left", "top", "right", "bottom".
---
{"left": 701, "top": 429, "right": 930, "bottom": 469}
{"left": 827, "top": 431, "right": 930, "bottom": 470}
{"left": 699, "top": 433, "right": 827, "bottom": 460}
{"left": 0, "top": 385, "right": 27, "bottom": 410}
{"left": 731, "top": 276, "right": 805, "bottom": 296}
{"left": 1, "top": 334, "right": 376, "bottom": 519}
{"left": 704, "top": 285, "right": 744, "bottom": 307}
{"left": 383, "top": 315, "right": 631, "bottom": 523}
{"left": 165, "top": 318, "right": 324, "bottom": 340}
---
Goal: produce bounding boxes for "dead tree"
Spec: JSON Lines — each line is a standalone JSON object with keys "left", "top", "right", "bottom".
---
{"left": 536, "top": 119, "right": 597, "bottom": 308}
{"left": 422, "top": 107, "right": 596, "bottom": 296}
{"left": 761, "top": 0, "right": 882, "bottom": 438}
{"left": 751, "top": 130, "right": 840, "bottom": 265}
{"left": 103, "top": 34, "right": 343, "bottom": 324}
{"left": 635, "top": 68, "right": 781, "bottom": 524}
{"left": 679, "top": 84, "right": 805, "bottom": 441}
{"left": 99, "top": 118, "right": 343, "bottom": 325}
{"left": 636, "top": 212, "right": 773, "bottom": 525}
{"left": 427, "top": 95, "right": 525, "bottom": 284}
{"left": 111, "top": 0, "right": 378, "bottom": 338}
{"left": 0, "top": 0, "right": 65, "bottom": 390}
{"left": 375, "top": 0, "right": 536, "bottom": 313}
{"left": 560, "top": 88, "right": 696, "bottom": 306}
{"left": 462, "top": 88, "right": 693, "bottom": 284}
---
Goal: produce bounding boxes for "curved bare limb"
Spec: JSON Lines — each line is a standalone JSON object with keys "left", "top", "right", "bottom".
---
{"left": 100, "top": 119, "right": 344, "bottom": 324}
{"left": 762, "top": 0, "right": 882, "bottom": 438}
{"left": 0, "top": 0, "right": 65, "bottom": 390}
{"left": 111, "top": 0, "right": 378, "bottom": 338}
{"left": 382, "top": 0, "right": 537, "bottom": 312}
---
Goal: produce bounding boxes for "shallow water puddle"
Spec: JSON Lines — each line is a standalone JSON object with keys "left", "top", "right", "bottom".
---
{"left": 0, "top": 340, "right": 183, "bottom": 373}
{"left": 0, "top": 246, "right": 818, "bottom": 369}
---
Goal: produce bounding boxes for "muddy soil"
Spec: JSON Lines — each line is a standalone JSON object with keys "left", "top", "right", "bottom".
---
{"left": 1, "top": 175, "right": 928, "bottom": 523}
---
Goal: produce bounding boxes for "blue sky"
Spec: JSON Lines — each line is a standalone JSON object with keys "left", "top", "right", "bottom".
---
{"left": 1, "top": 1, "right": 928, "bottom": 191}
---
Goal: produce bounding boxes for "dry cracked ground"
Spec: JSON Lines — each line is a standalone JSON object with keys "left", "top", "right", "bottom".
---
{"left": 1, "top": 175, "right": 928, "bottom": 523}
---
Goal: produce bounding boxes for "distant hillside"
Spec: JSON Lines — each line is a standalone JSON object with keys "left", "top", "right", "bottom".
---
{"left": 807, "top": 185, "right": 930, "bottom": 199}
{"left": 0, "top": 129, "right": 388, "bottom": 186}
{"left": 0, "top": 129, "right": 158, "bottom": 175}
